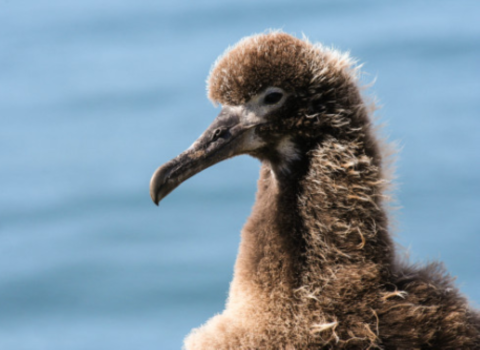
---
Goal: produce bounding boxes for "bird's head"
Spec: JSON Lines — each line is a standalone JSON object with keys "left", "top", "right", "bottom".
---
{"left": 150, "top": 32, "right": 366, "bottom": 205}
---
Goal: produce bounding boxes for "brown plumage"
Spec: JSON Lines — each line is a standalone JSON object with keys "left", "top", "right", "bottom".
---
{"left": 150, "top": 31, "right": 480, "bottom": 349}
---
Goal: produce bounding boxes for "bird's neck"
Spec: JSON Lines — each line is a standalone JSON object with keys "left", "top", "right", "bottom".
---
{"left": 227, "top": 132, "right": 394, "bottom": 312}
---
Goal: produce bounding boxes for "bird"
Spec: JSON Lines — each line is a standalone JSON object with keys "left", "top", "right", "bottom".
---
{"left": 149, "top": 32, "right": 480, "bottom": 349}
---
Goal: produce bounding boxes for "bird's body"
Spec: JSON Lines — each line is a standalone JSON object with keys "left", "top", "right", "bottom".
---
{"left": 150, "top": 32, "right": 480, "bottom": 349}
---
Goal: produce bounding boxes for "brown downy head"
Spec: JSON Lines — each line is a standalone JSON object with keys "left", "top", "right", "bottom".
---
{"left": 150, "top": 31, "right": 369, "bottom": 204}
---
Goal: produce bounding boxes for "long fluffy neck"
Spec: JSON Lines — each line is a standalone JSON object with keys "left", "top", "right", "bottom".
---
{"left": 227, "top": 125, "right": 395, "bottom": 316}
{"left": 232, "top": 164, "right": 306, "bottom": 291}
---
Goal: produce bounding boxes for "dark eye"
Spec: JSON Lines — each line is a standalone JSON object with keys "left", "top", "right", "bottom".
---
{"left": 263, "top": 92, "right": 283, "bottom": 105}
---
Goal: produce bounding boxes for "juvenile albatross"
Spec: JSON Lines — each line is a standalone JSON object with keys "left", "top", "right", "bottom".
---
{"left": 150, "top": 32, "right": 480, "bottom": 349}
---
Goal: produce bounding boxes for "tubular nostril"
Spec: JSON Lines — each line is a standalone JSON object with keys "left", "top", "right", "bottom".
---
{"left": 212, "top": 128, "right": 223, "bottom": 141}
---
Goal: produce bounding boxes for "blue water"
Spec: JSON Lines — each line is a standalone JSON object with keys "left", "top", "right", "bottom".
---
{"left": 1, "top": 0, "right": 479, "bottom": 349}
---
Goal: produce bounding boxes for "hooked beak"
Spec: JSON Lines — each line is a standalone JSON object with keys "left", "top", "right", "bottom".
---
{"left": 150, "top": 107, "right": 264, "bottom": 205}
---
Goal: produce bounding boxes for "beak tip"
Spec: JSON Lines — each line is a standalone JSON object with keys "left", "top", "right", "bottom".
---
{"left": 150, "top": 190, "right": 160, "bottom": 206}
{"left": 150, "top": 168, "right": 164, "bottom": 206}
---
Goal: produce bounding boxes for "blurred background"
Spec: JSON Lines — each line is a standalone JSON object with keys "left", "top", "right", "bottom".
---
{"left": 1, "top": 0, "right": 479, "bottom": 349}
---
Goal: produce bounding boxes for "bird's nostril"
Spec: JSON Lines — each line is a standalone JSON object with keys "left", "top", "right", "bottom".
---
{"left": 212, "top": 128, "right": 223, "bottom": 141}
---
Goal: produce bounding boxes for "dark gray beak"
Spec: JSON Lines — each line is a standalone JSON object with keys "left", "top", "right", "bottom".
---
{"left": 150, "top": 107, "right": 263, "bottom": 205}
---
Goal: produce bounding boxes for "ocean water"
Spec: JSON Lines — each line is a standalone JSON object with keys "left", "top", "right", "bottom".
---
{"left": 1, "top": 0, "right": 479, "bottom": 349}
